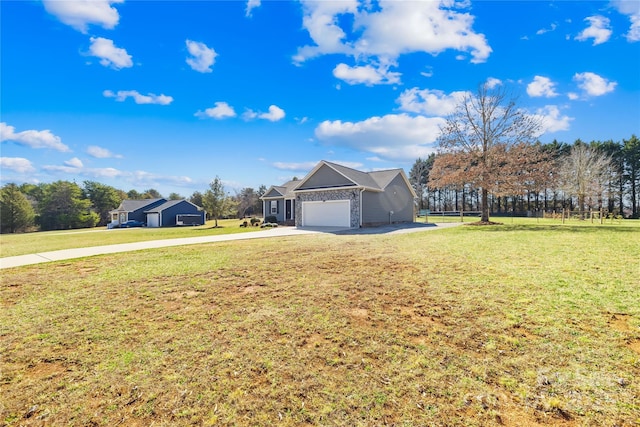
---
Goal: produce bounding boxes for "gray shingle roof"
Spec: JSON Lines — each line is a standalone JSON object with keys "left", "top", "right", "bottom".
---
{"left": 144, "top": 199, "right": 186, "bottom": 213}
{"left": 322, "top": 161, "right": 382, "bottom": 190}
{"left": 112, "top": 198, "right": 165, "bottom": 212}
{"left": 263, "top": 160, "right": 413, "bottom": 197}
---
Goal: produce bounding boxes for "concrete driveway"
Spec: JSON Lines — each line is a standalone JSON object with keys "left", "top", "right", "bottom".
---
{"left": 0, "top": 222, "right": 461, "bottom": 269}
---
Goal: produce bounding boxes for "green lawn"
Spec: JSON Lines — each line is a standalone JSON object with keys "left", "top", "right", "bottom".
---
{"left": 0, "top": 219, "right": 266, "bottom": 257}
{"left": 1, "top": 222, "right": 639, "bottom": 426}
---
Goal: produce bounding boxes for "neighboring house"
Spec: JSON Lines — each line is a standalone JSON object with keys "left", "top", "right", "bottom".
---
{"left": 108, "top": 198, "right": 205, "bottom": 228}
{"left": 261, "top": 160, "right": 416, "bottom": 228}
{"left": 144, "top": 199, "right": 205, "bottom": 227}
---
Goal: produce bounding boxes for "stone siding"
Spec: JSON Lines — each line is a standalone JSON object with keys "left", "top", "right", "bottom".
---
{"left": 295, "top": 189, "right": 361, "bottom": 228}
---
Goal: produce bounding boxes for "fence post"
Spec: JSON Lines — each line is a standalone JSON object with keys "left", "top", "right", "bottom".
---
{"left": 460, "top": 210, "right": 464, "bottom": 222}
{"left": 562, "top": 208, "right": 565, "bottom": 224}
{"left": 600, "top": 209, "right": 603, "bottom": 224}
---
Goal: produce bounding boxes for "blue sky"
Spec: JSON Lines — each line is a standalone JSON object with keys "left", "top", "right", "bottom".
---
{"left": 1, "top": 0, "right": 639, "bottom": 197}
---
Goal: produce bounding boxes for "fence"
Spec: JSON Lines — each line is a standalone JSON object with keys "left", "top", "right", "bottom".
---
{"left": 544, "top": 209, "right": 623, "bottom": 224}
{"left": 417, "top": 209, "right": 624, "bottom": 224}
{"left": 418, "top": 210, "right": 481, "bottom": 223}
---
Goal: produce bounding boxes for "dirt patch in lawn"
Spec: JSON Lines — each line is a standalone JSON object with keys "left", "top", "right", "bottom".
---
{"left": 1, "top": 232, "right": 639, "bottom": 426}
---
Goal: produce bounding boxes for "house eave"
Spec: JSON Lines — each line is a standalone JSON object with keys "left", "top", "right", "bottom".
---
{"left": 293, "top": 185, "right": 382, "bottom": 193}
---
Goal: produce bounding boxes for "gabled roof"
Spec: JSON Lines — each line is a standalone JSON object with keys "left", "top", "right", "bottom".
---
{"left": 262, "top": 160, "right": 417, "bottom": 198}
{"left": 111, "top": 198, "right": 165, "bottom": 213}
{"left": 261, "top": 179, "right": 301, "bottom": 199}
{"left": 294, "top": 160, "right": 407, "bottom": 193}
{"left": 144, "top": 199, "right": 201, "bottom": 213}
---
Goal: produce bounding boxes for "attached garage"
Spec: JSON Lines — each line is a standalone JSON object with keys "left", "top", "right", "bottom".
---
{"left": 302, "top": 200, "right": 350, "bottom": 227}
{"left": 146, "top": 213, "right": 160, "bottom": 228}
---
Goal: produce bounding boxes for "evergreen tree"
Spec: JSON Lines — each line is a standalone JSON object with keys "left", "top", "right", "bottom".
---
{"left": 0, "top": 183, "right": 35, "bottom": 233}
{"left": 623, "top": 135, "right": 640, "bottom": 218}
{"left": 83, "top": 181, "right": 123, "bottom": 226}
{"left": 38, "top": 181, "right": 99, "bottom": 230}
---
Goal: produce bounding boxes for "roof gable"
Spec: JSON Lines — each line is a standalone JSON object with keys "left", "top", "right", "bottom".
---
{"left": 262, "top": 160, "right": 416, "bottom": 198}
{"left": 261, "top": 179, "right": 301, "bottom": 199}
{"left": 295, "top": 162, "right": 361, "bottom": 191}
{"left": 144, "top": 199, "right": 203, "bottom": 213}
{"left": 112, "top": 198, "right": 166, "bottom": 213}
{"left": 370, "top": 169, "right": 418, "bottom": 198}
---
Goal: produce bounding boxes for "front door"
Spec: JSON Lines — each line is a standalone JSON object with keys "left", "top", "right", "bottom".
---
{"left": 284, "top": 200, "right": 295, "bottom": 219}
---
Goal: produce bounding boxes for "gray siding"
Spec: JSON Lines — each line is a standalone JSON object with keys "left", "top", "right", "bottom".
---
{"left": 264, "top": 188, "right": 283, "bottom": 198}
{"left": 362, "top": 174, "right": 414, "bottom": 226}
{"left": 297, "top": 164, "right": 356, "bottom": 190}
{"left": 265, "top": 199, "right": 284, "bottom": 222}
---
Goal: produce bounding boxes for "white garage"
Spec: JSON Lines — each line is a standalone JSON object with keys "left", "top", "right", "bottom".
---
{"left": 302, "top": 200, "right": 350, "bottom": 227}
{"left": 146, "top": 212, "right": 160, "bottom": 228}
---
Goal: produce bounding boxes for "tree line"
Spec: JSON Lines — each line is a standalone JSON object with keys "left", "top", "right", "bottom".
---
{"left": 410, "top": 135, "right": 640, "bottom": 218}
{"left": 407, "top": 84, "right": 639, "bottom": 222}
{"left": 0, "top": 179, "right": 268, "bottom": 233}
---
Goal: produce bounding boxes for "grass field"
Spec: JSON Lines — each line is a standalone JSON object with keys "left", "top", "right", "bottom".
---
{"left": 0, "top": 219, "right": 265, "bottom": 258}
{"left": 1, "top": 221, "right": 639, "bottom": 426}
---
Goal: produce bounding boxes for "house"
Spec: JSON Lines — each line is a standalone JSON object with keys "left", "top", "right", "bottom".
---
{"left": 144, "top": 199, "right": 205, "bottom": 227}
{"left": 109, "top": 198, "right": 205, "bottom": 228}
{"left": 261, "top": 160, "right": 416, "bottom": 228}
{"left": 260, "top": 179, "right": 301, "bottom": 225}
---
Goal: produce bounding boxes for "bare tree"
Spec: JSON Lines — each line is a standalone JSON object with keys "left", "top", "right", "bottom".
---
{"left": 430, "top": 83, "right": 542, "bottom": 223}
{"left": 559, "top": 144, "right": 612, "bottom": 218}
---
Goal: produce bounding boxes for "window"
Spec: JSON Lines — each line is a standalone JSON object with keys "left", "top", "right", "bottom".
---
{"left": 270, "top": 201, "right": 278, "bottom": 214}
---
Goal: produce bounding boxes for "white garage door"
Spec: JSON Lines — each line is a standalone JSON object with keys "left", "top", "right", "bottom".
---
{"left": 147, "top": 213, "right": 160, "bottom": 228}
{"left": 302, "top": 200, "right": 350, "bottom": 227}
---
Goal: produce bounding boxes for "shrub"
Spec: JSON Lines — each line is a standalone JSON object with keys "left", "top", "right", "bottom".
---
{"left": 265, "top": 215, "right": 277, "bottom": 224}
{"left": 250, "top": 217, "right": 261, "bottom": 226}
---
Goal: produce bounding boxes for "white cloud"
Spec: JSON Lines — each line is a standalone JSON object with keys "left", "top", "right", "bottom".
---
{"left": 575, "top": 15, "right": 612, "bottom": 45}
{"left": 87, "top": 145, "right": 122, "bottom": 159}
{"left": 485, "top": 77, "right": 502, "bottom": 89}
{"left": 533, "top": 105, "right": 573, "bottom": 133}
{"left": 242, "top": 109, "right": 258, "bottom": 121}
{"left": 186, "top": 40, "right": 217, "bottom": 73}
{"left": 396, "top": 88, "right": 468, "bottom": 116}
{"left": 195, "top": 102, "right": 237, "bottom": 119}
{"left": 246, "top": 0, "right": 261, "bottom": 17}
{"left": 333, "top": 62, "right": 401, "bottom": 85}
{"left": 273, "top": 161, "right": 320, "bottom": 171}
{"left": 294, "top": 0, "right": 491, "bottom": 67}
{"left": 611, "top": 0, "right": 640, "bottom": 42}
{"left": 315, "top": 113, "right": 444, "bottom": 161}
{"left": 420, "top": 67, "right": 434, "bottom": 78}
{"left": 0, "top": 157, "right": 36, "bottom": 174}
{"left": 568, "top": 92, "right": 580, "bottom": 100}
{"left": 42, "top": 0, "right": 122, "bottom": 33}
{"left": 573, "top": 72, "right": 617, "bottom": 96}
{"left": 293, "top": 0, "right": 358, "bottom": 63}
{"left": 258, "top": 105, "right": 286, "bottom": 122}
{"left": 103, "top": 89, "right": 173, "bottom": 105}
{"left": 536, "top": 23, "right": 557, "bottom": 35}
{"left": 1, "top": 122, "right": 70, "bottom": 152}
{"left": 89, "top": 37, "right": 132, "bottom": 69}
{"left": 64, "top": 157, "right": 84, "bottom": 168}
{"left": 527, "top": 76, "right": 559, "bottom": 98}
{"left": 274, "top": 160, "right": 363, "bottom": 171}
{"left": 41, "top": 163, "right": 195, "bottom": 188}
